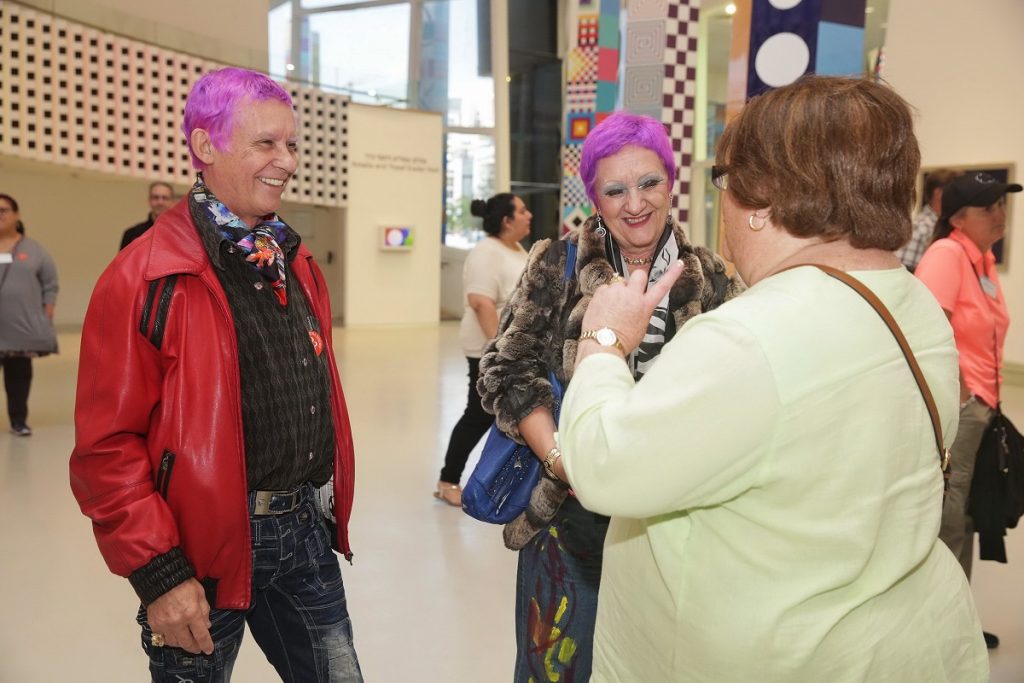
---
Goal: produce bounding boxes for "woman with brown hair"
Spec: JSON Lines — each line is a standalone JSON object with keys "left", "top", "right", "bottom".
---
{"left": 557, "top": 77, "right": 989, "bottom": 680}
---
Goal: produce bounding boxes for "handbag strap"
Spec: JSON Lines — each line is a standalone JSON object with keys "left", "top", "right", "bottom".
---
{"left": 779, "top": 264, "right": 949, "bottom": 471}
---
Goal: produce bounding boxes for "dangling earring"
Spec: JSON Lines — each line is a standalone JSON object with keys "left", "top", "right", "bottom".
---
{"left": 595, "top": 214, "right": 607, "bottom": 237}
{"left": 748, "top": 213, "right": 767, "bottom": 232}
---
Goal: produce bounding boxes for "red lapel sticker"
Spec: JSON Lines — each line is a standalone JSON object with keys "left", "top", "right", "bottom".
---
{"left": 309, "top": 329, "right": 324, "bottom": 356}
{"left": 17, "top": 253, "right": 28, "bottom": 261}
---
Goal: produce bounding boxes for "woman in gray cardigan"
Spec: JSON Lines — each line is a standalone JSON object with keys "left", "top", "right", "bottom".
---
{"left": 0, "top": 194, "right": 59, "bottom": 436}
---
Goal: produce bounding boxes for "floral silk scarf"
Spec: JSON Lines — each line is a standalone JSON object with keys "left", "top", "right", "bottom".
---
{"left": 189, "top": 175, "right": 290, "bottom": 305}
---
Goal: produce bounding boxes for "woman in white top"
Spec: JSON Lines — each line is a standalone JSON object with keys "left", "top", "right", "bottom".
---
{"left": 435, "top": 193, "right": 530, "bottom": 505}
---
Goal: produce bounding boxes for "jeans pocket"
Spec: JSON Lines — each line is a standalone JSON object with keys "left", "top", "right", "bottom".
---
{"left": 305, "top": 532, "right": 344, "bottom": 593}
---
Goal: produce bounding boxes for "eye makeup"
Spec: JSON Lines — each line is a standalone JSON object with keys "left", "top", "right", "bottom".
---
{"left": 600, "top": 174, "right": 665, "bottom": 199}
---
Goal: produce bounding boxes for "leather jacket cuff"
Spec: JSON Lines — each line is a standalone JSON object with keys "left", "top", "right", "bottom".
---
{"left": 129, "top": 547, "right": 196, "bottom": 605}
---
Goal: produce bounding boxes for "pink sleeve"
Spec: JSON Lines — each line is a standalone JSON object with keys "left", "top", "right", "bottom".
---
{"left": 915, "top": 242, "right": 963, "bottom": 313}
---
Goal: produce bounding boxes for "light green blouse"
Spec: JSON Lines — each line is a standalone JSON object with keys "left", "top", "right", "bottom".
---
{"left": 560, "top": 267, "right": 988, "bottom": 682}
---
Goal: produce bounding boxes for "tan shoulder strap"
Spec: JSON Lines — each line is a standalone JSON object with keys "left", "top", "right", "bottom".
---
{"left": 779, "top": 264, "right": 950, "bottom": 472}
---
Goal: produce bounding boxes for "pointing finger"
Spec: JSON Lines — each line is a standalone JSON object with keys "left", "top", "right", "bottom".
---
{"left": 644, "top": 260, "right": 684, "bottom": 305}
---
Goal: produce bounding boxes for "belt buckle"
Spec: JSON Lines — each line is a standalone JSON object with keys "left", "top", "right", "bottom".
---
{"left": 253, "top": 489, "right": 299, "bottom": 515}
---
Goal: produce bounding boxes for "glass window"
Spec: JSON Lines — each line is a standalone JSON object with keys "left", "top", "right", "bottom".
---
{"left": 444, "top": 133, "right": 495, "bottom": 248}
{"left": 301, "top": 0, "right": 386, "bottom": 8}
{"left": 445, "top": 0, "right": 494, "bottom": 128}
{"left": 268, "top": 3, "right": 292, "bottom": 80}
{"left": 308, "top": 4, "right": 411, "bottom": 104}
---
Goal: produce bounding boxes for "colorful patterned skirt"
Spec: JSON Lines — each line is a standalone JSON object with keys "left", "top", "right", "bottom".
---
{"left": 513, "top": 496, "right": 609, "bottom": 683}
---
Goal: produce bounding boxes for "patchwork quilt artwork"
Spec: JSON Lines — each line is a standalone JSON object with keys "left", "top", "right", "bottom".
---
{"left": 560, "top": 4, "right": 620, "bottom": 234}
{"left": 560, "top": 0, "right": 701, "bottom": 233}
{"left": 566, "top": 45, "right": 599, "bottom": 85}
{"left": 566, "top": 82, "right": 598, "bottom": 114}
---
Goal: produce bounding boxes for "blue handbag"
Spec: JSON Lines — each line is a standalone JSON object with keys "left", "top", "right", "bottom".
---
{"left": 461, "top": 240, "right": 576, "bottom": 524}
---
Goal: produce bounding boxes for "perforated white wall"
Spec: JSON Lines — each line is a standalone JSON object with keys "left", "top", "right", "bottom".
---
{"left": 0, "top": 2, "right": 348, "bottom": 207}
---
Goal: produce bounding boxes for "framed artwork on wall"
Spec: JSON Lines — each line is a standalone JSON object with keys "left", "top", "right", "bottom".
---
{"left": 921, "top": 163, "right": 1017, "bottom": 270}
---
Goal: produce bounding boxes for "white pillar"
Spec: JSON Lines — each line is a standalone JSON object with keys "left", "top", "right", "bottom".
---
{"left": 491, "top": 0, "right": 511, "bottom": 192}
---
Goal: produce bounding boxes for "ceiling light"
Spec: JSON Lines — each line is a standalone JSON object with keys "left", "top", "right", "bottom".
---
{"left": 725, "top": 3, "right": 737, "bottom": 15}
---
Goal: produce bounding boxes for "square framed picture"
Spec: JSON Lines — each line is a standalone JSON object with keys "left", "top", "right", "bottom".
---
{"left": 380, "top": 226, "right": 414, "bottom": 251}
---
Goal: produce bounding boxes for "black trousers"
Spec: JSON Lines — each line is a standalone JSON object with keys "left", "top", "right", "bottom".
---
{"left": 439, "top": 357, "right": 494, "bottom": 484}
{"left": 1, "top": 356, "right": 32, "bottom": 426}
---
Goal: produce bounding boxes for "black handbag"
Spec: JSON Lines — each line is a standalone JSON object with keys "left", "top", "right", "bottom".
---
{"left": 968, "top": 408, "right": 1024, "bottom": 562}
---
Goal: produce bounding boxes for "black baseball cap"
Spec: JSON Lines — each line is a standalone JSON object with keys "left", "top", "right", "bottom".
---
{"left": 940, "top": 172, "right": 1022, "bottom": 220}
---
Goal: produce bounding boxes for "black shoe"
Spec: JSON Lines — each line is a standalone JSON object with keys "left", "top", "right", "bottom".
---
{"left": 983, "top": 631, "right": 999, "bottom": 649}
{"left": 9, "top": 422, "right": 31, "bottom": 436}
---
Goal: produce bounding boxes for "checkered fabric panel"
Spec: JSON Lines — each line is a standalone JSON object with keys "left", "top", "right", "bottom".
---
{"left": 566, "top": 82, "right": 597, "bottom": 114}
{"left": 566, "top": 45, "right": 599, "bottom": 85}
{"left": 662, "top": 0, "right": 700, "bottom": 227}
{"left": 578, "top": 16, "right": 598, "bottom": 46}
{"left": 0, "top": 3, "right": 348, "bottom": 207}
{"left": 562, "top": 175, "right": 588, "bottom": 209}
{"left": 562, "top": 145, "right": 582, "bottom": 176}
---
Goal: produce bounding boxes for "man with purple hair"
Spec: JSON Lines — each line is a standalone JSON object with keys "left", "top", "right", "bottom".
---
{"left": 71, "top": 67, "right": 362, "bottom": 681}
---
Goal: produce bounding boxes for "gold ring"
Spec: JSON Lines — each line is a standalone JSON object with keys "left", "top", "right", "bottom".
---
{"left": 609, "top": 274, "right": 625, "bottom": 285}
{"left": 151, "top": 632, "right": 165, "bottom": 648}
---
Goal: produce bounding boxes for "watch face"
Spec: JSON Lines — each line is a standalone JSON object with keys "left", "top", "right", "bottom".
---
{"left": 595, "top": 328, "right": 616, "bottom": 346}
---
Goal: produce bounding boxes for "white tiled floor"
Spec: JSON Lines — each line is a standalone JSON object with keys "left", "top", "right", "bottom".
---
{"left": 1, "top": 323, "right": 1022, "bottom": 681}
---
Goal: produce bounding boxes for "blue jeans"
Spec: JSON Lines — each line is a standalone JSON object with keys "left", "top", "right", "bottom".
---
{"left": 514, "top": 495, "right": 608, "bottom": 683}
{"left": 138, "top": 484, "right": 363, "bottom": 682}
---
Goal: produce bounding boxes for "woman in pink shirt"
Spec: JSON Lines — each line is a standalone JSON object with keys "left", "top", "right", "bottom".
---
{"left": 916, "top": 171, "right": 1020, "bottom": 649}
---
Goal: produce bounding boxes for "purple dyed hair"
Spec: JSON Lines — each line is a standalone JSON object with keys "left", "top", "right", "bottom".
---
{"left": 579, "top": 112, "right": 676, "bottom": 204}
{"left": 182, "top": 67, "right": 294, "bottom": 169}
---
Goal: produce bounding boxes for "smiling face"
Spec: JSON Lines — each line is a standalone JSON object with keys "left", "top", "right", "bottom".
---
{"left": 951, "top": 197, "right": 1008, "bottom": 253}
{"left": 502, "top": 196, "right": 533, "bottom": 242}
{"left": 195, "top": 99, "right": 298, "bottom": 226}
{"left": 593, "top": 145, "right": 671, "bottom": 254}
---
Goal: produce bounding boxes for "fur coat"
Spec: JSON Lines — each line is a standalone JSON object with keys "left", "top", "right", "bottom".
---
{"left": 477, "top": 215, "right": 743, "bottom": 444}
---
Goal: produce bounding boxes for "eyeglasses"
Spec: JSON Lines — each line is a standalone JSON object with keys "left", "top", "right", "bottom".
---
{"left": 711, "top": 165, "right": 729, "bottom": 191}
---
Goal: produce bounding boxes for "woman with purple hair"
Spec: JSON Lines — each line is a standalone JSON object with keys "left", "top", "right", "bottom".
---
{"left": 478, "top": 112, "right": 741, "bottom": 681}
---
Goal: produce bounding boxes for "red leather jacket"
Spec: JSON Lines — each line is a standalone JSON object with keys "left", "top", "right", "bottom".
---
{"left": 69, "top": 201, "right": 355, "bottom": 610}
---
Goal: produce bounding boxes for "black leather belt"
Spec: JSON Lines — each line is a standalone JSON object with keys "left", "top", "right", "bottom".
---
{"left": 251, "top": 487, "right": 305, "bottom": 515}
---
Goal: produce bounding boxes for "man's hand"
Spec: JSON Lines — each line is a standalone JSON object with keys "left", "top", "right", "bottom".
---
{"left": 580, "top": 261, "right": 686, "bottom": 356}
{"left": 146, "top": 578, "right": 214, "bottom": 655}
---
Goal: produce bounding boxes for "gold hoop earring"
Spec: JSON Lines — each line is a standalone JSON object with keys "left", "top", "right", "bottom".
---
{"left": 748, "top": 213, "right": 767, "bottom": 232}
